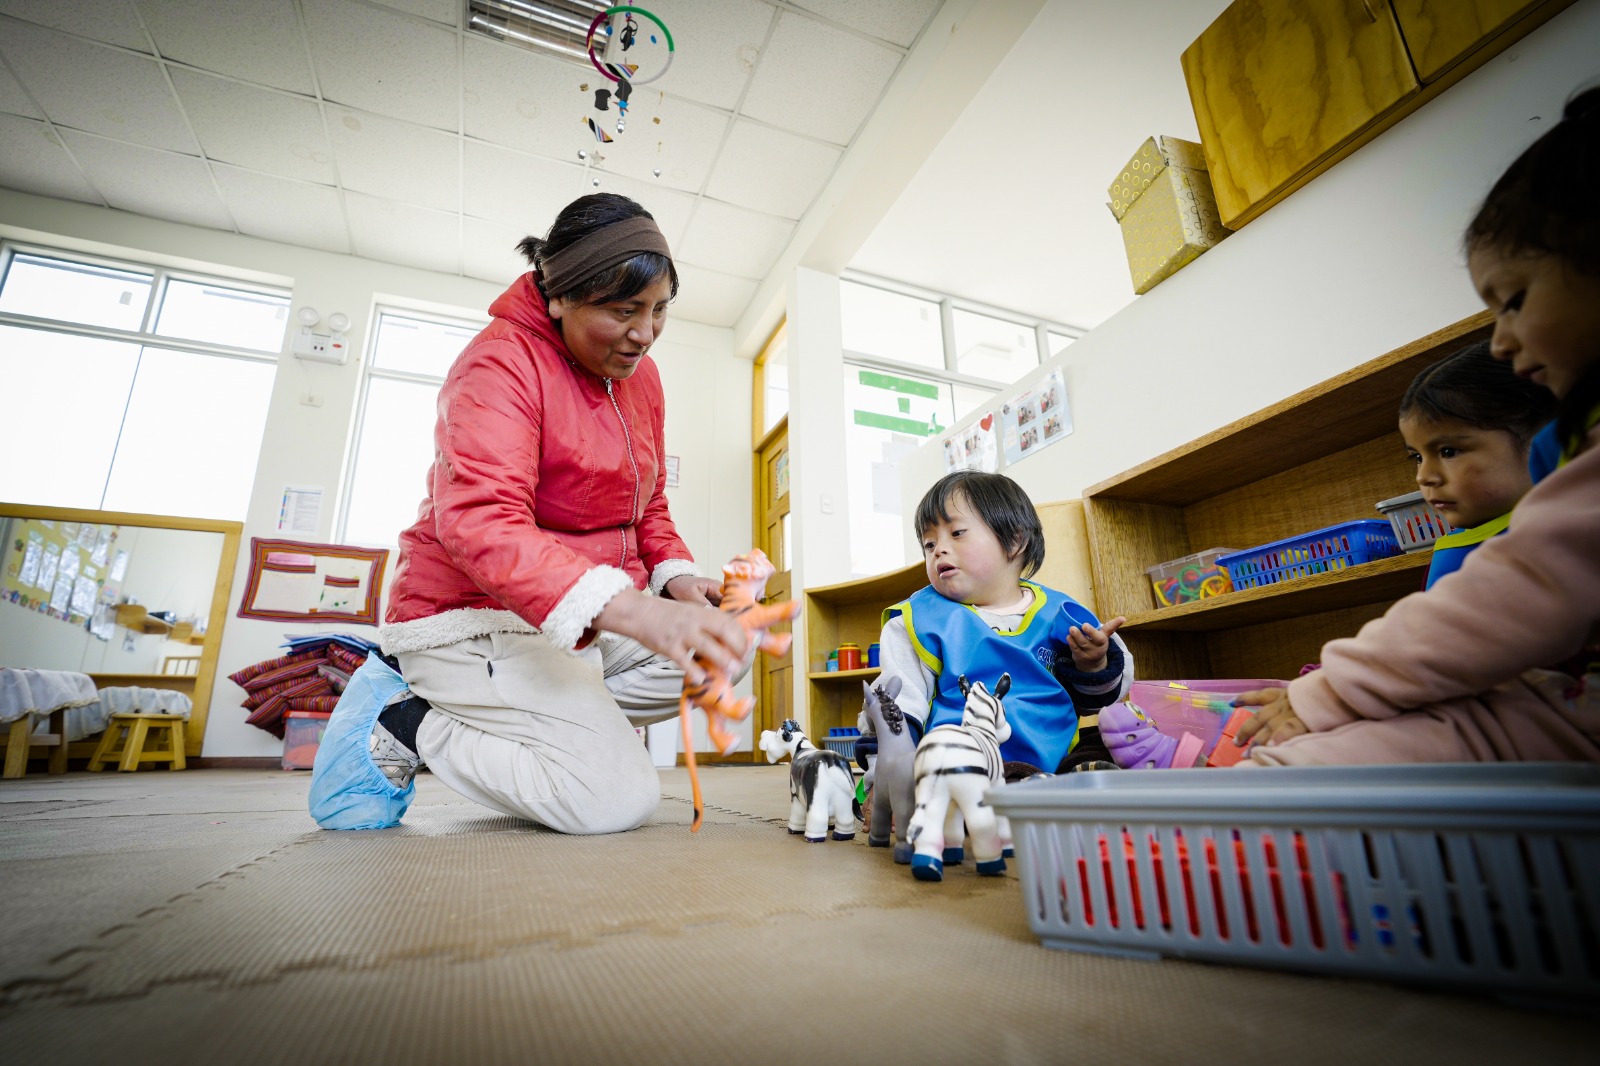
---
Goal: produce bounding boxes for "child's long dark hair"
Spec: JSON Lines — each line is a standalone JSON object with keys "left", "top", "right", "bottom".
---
{"left": 915, "top": 471, "right": 1044, "bottom": 579}
{"left": 1400, "top": 340, "right": 1555, "bottom": 447}
{"left": 1466, "top": 85, "right": 1600, "bottom": 451}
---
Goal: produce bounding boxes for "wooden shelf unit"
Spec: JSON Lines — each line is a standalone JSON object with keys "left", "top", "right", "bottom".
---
{"left": 802, "top": 562, "right": 922, "bottom": 737}
{"left": 114, "top": 604, "right": 173, "bottom": 636}
{"left": 1083, "top": 311, "right": 1491, "bottom": 681}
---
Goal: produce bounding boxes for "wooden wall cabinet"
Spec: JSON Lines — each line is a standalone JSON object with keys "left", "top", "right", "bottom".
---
{"left": 1083, "top": 311, "right": 1491, "bottom": 683}
{"left": 1183, "top": 0, "right": 1574, "bottom": 229}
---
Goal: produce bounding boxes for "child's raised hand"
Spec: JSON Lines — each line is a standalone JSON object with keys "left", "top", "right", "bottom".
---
{"left": 1067, "top": 617, "right": 1125, "bottom": 672}
{"left": 1231, "top": 687, "right": 1307, "bottom": 746}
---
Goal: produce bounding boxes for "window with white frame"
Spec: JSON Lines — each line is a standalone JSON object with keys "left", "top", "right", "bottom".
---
{"left": 339, "top": 308, "right": 485, "bottom": 547}
{"left": 838, "top": 273, "right": 1082, "bottom": 577}
{"left": 0, "top": 245, "right": 289, "bottom": 520}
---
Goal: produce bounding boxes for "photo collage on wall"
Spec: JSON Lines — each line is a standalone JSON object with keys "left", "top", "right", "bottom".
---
{"left": 942, "top": 369, "right": 1072, "bottom": 474}
{"left": 2, "top": 518, "right": 128, "bottom": 640}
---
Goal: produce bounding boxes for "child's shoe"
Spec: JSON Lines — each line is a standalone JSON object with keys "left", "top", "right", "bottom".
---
{"left": 1099, "top": 701, "right": 1179, "bottom": 770}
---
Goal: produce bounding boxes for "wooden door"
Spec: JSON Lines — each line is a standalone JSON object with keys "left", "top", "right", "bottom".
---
{"left": 1182, "top": 0, "right": 1420, "bottom": 227}
{"left": 1391, "top": 0, "right": 1544, "bottom": 82}
{"left": 752, "top": 416, "right": 793, "bottom": 755}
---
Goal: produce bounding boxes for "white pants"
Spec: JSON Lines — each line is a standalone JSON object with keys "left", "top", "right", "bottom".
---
{"left": 398, "top": 632, "right": 689, "bottom": 835}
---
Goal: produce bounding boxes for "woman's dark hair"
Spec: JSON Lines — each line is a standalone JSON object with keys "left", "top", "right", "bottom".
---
{"left": 517, "top": 193, "right": 679, "bottom": 304}
{"left": 1399, "top": 340, "right": 1556, "bottom": 448}
{"left": 914, "top": 471, "right": 1044, "bottom": 579}
{"left": 1464, "top": 84, "right": 1600, "bottom": 457}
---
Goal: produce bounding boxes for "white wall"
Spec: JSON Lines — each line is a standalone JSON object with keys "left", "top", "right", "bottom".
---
{"left": 0, "top": 191, "right": 749, "bottom": 757}
{"left": 897, "top": 1, "right": 1600, "bottom": 555}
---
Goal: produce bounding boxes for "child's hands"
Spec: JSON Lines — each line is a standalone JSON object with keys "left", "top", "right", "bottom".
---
{"left": 1067, "top": 617, "right": 1125, "bottom": 672}
{"left": 1231, "top": 687, "right": 1307, "bottom": 746}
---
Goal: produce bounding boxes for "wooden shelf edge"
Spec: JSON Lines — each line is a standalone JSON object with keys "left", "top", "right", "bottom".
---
{"left": 1122, "top": 552, "right": 1430, "bottom": 633}
{"left": 807, "top": 668, "right": 880, "bottom": 682}
{"left": 805, "top": 563, "right": 924, "bottom": 606}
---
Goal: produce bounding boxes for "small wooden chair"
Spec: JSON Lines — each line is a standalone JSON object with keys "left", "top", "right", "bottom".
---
{"left": 160, "top": 655, "right": 202, "bottom": 676}
{"left": 87, "top": 714, "right": 187, "bottom": 772}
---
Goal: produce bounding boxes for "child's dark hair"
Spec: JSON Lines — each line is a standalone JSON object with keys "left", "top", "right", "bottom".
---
{"left": 1465, "top": 85, "right": 1600, "bottom": 450}
{"left": 1399, "top": 340, "right": 1556, "bottom": 448}
{"left": 915, "top": 471, "right": 1044, "bottom": 579}
{"left": 517, "top": 193, "right": 679, "bottom": 304}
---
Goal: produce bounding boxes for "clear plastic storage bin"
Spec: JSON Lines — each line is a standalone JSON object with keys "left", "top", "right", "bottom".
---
{"left": 1145, "top": 548, "right": 1236, "bottom": 608}
{"left": 1377, "top": 490, "right": 1453, "bottom": 553}
{"left": 282, "top": 710, "right": 332, "bottom": 770}
{"left": 988, "top": 764, "right": 1600, "bottom": 1002}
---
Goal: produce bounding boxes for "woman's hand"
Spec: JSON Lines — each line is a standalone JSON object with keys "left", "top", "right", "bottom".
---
{"left": 596, "top": 588, "right": 748, "bottom": 685}
{"left": 1231, "top": 687, "right": 1308, "bottom": 746}
{"left": 1067, "top": 617, "right": 1125, "bottom": 672}
{"left": 663, "top": 575, "right": 722, "bottom": 607}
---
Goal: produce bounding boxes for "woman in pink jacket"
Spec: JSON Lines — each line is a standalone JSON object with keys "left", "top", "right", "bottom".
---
{"left": 313, "top": 194, "right": 752, "bottom": 834}
{"left": 1233, "top": 88, "right": 1600, "bottom": 766}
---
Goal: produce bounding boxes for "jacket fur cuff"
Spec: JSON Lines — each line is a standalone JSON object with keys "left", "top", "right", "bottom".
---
{"left": 544, "top": 565, "right": 636, "bottom": 653}
{"left": 650, "top": 557, "right": 701, "bottom": 596}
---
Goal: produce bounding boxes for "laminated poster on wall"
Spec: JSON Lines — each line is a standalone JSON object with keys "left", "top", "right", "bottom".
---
{"left": 943, "top": 412, "right": 999, "bottom": 474}
{"left": 1001, "top": 370, "right": 1071, "bottom": 466}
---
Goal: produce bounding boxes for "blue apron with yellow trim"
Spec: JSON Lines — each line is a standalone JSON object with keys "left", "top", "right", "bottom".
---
{"left": 884, "top": 582, "right": 1100, "bottom": 771}
{"left": 1425, "top": 512, "right": 1511, "bottom": 589}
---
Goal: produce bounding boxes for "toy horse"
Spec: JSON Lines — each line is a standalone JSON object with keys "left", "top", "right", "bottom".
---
{"left": 759, "top": 718, "right": 859, "bottom": 841}
{"left": 681, "top": 548, "right": 800, "bottom": 832}
{"left": 859, "top": 676, "right": 917, "bottom": 863}
{"left": 906, "top": 674, "right": 1012, "bottom": 881}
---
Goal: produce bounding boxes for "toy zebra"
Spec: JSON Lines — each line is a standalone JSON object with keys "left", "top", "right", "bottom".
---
{"left": 906, "top": 673, "right": 1012, "bottom": 882}
{"left": 759, "top": 718, "right": 859, "bottom": 842}
{"left": 859, "top": 676, "right": 917, "bottom": 864}
{"left": 680, "top": 549, "right": 800, "bottom": 832}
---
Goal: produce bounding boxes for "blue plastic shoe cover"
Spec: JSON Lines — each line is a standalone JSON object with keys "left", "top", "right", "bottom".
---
{"left": 308, "top": 655, "right": 416, "bottom": 830}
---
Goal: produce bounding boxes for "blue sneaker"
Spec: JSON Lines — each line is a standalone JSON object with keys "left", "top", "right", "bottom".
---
{"left": 309, "top": 656, "right": 417, "bottom": 830}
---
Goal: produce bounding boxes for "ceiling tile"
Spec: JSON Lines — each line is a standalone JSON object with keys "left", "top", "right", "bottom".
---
{"left": 345, "top": 191, "right": 459, "bottom": 274}
{"left": 170, "top": 69, "right": 334, "bottom": 185}
{"left": 327, "top": 106, "right": 457, "bottom": 212}
{"left": 740, "top": 11, "right": 899, "bottom": 145}
{"left": 704, "top": 120, "right": 838, "bottom": 219}
{"left": 462, "top": 35, "right": 595, "bottom": 157}
{"left": 646, "top": 0, "right": 772, "bottom": 111}
{"left": 671, "top": 262, "right": 756, "bottom": 328}
{"left": 58, "top": 129, "right": 232, "bottom": 229}
{"left": 587, "top": 172, "right": 696, "bottom": 250}
{"left": 591, "top": 93, "right": 729, "bottom": 192}
{"left": 0, "top": 112, "right": 101, "bottom": 203}
{"left": 212, "top": 163, "right": 349, "bottom": 253}
{"left": 786, "top": 0, "right": 937, "bottom": 48}
{"left": 369, "top": 0, "right": 458, "bottom": 26}
{"left": 0, "top": 57, "right": 43, "bottom": 118}
{"left": 462, "top": 139, "right": 583, "bottom": 230}
{"left": 304, "top": 0, "right": 458, "bottom": 132}
{"left": 137, "top": 0, "right": 314, "bottom": 95}
{"left": 462, "top": 215, "right": 529, "bottom": 286}
{"left": 0, "top": 0, "right": 151, "bottom": 51}
{"left": 0, "top": 21, "right": 196, "bottom": 153}
{"left": 677, "top": 198, "right": 794, "bottom": 279}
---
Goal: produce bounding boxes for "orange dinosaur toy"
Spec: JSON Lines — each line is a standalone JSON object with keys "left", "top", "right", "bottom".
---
{"left": 681, "top": 549, "right": 800, "bottom": 831}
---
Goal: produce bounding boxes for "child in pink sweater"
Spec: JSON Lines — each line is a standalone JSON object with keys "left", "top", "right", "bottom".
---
{"left": 1233, "top": 87, "right": 1600, "bottom": 766}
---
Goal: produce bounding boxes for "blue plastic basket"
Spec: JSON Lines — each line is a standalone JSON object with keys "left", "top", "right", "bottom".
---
{"left": 1216, "top": 520, "right": 1400, "bottom": 590}
{"left": 823, "top": 728, "right": 860, "bottom": 760}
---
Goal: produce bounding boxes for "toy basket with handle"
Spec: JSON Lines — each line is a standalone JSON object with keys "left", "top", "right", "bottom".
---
{"left": 1217, "top": 520, "right": 1400, "bottom": 590}
{"left": 988, "top": 764, "right": 1600, "bottom": 1003}
{"left": 1376, "top": 491, "right": 1453, "bottom": 552}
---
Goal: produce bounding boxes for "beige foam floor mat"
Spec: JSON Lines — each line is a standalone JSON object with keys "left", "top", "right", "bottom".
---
{"left": 0, "top": 767, "right": 1593, "bottom": 1064}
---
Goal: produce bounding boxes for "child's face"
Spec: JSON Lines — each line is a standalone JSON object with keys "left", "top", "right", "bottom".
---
{"left": 1399, "top": 413, "right": 1532, "bottom": 529}
{"left": 1468, "top": 245, "right": 1600, "bottom": 400}
{"left": 919, "top": 493, "right": 1023, "bottom": 610}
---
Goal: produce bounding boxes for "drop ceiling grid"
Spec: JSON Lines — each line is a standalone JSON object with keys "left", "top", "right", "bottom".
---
{"left": 0, "top": 0, "right": 940, "bottom": 325}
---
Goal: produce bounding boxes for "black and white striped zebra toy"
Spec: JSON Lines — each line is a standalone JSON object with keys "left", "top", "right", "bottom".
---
{"left": 906, "top": 673, "right": 1012, "bottom": 882}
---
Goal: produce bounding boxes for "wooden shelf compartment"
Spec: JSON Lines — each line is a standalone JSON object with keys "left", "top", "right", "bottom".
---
{"left": 803, "top": 562, "right": 922, "bottom": 737}
{"left": 1085, "top": 312, "right": 1489, "bottom": 684}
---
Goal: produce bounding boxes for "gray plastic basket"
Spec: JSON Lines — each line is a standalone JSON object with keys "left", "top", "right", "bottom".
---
{"left": 987, "top": 764, "right": 1600, "bottom": 1002}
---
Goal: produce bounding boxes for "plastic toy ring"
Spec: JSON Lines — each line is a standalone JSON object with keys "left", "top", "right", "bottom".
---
{"left": 586, "top": 6, "right": 675, "bottom": 86}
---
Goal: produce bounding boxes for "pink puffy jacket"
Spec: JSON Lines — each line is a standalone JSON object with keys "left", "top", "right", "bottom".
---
{"left": 380, "top": 274, "right": 698, "bottom": 656}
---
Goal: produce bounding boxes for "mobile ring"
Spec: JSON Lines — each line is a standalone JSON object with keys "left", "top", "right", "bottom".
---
{"left": 585, "top": 6, "right": 674, "bottom": 86}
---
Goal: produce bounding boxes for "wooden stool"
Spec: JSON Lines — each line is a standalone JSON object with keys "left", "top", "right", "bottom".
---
{"left": 88, "top": 714, "right": 187, "bottom": 772}
{"left": 2, "top": 709, "right": 69, "bottom": 779}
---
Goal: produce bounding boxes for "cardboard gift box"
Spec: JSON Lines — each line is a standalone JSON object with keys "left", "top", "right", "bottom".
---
{"left": 1108, "top": 136, "right": 1229, "bottom": 294}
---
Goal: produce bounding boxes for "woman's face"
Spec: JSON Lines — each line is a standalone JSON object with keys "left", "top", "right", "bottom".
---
{"left": 549, "top": 273, "right": 673, "bottom": 380}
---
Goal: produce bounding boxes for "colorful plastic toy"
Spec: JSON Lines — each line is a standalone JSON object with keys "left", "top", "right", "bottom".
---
{"left": 759, "top": 718, "right": 859, "bottom": 842}
{"left": 906, "top": 674, "right": 1012, "bottom": 881}
{"left": 858, "top": 676, "right": 916, "bottom": 863}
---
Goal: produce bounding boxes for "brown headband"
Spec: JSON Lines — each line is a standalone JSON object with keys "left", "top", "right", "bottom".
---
{"left": 540, "top": 216, "right": 672, "bottom": 297}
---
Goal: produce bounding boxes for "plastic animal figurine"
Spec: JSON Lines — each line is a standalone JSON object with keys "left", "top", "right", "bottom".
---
{"left": 906, "top": 674, "right": 1012, "bottom": 882}
{"left": 1100, "top": 700, "right": 1201, "bottom": 769}
{"left": 858, "top": 676, "right": 917, "bottom": 863}
{"left": 680, "top": 548, "right": 800, "bottom": 832}
{"left": 759, "top": 718, "right": 859, "bottom": 842}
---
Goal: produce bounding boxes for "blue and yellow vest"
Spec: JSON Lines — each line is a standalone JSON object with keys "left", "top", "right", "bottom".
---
{"left": 883, "top": 582, "right": 1101, "bottom": 771}
{"left": 1425, "top": 512, "right": 1511, "bottom": 589}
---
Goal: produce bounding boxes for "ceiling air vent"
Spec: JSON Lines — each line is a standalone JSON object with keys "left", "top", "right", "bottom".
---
{"left": 466, "top": 0, "right": 613, "bottom": 65}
